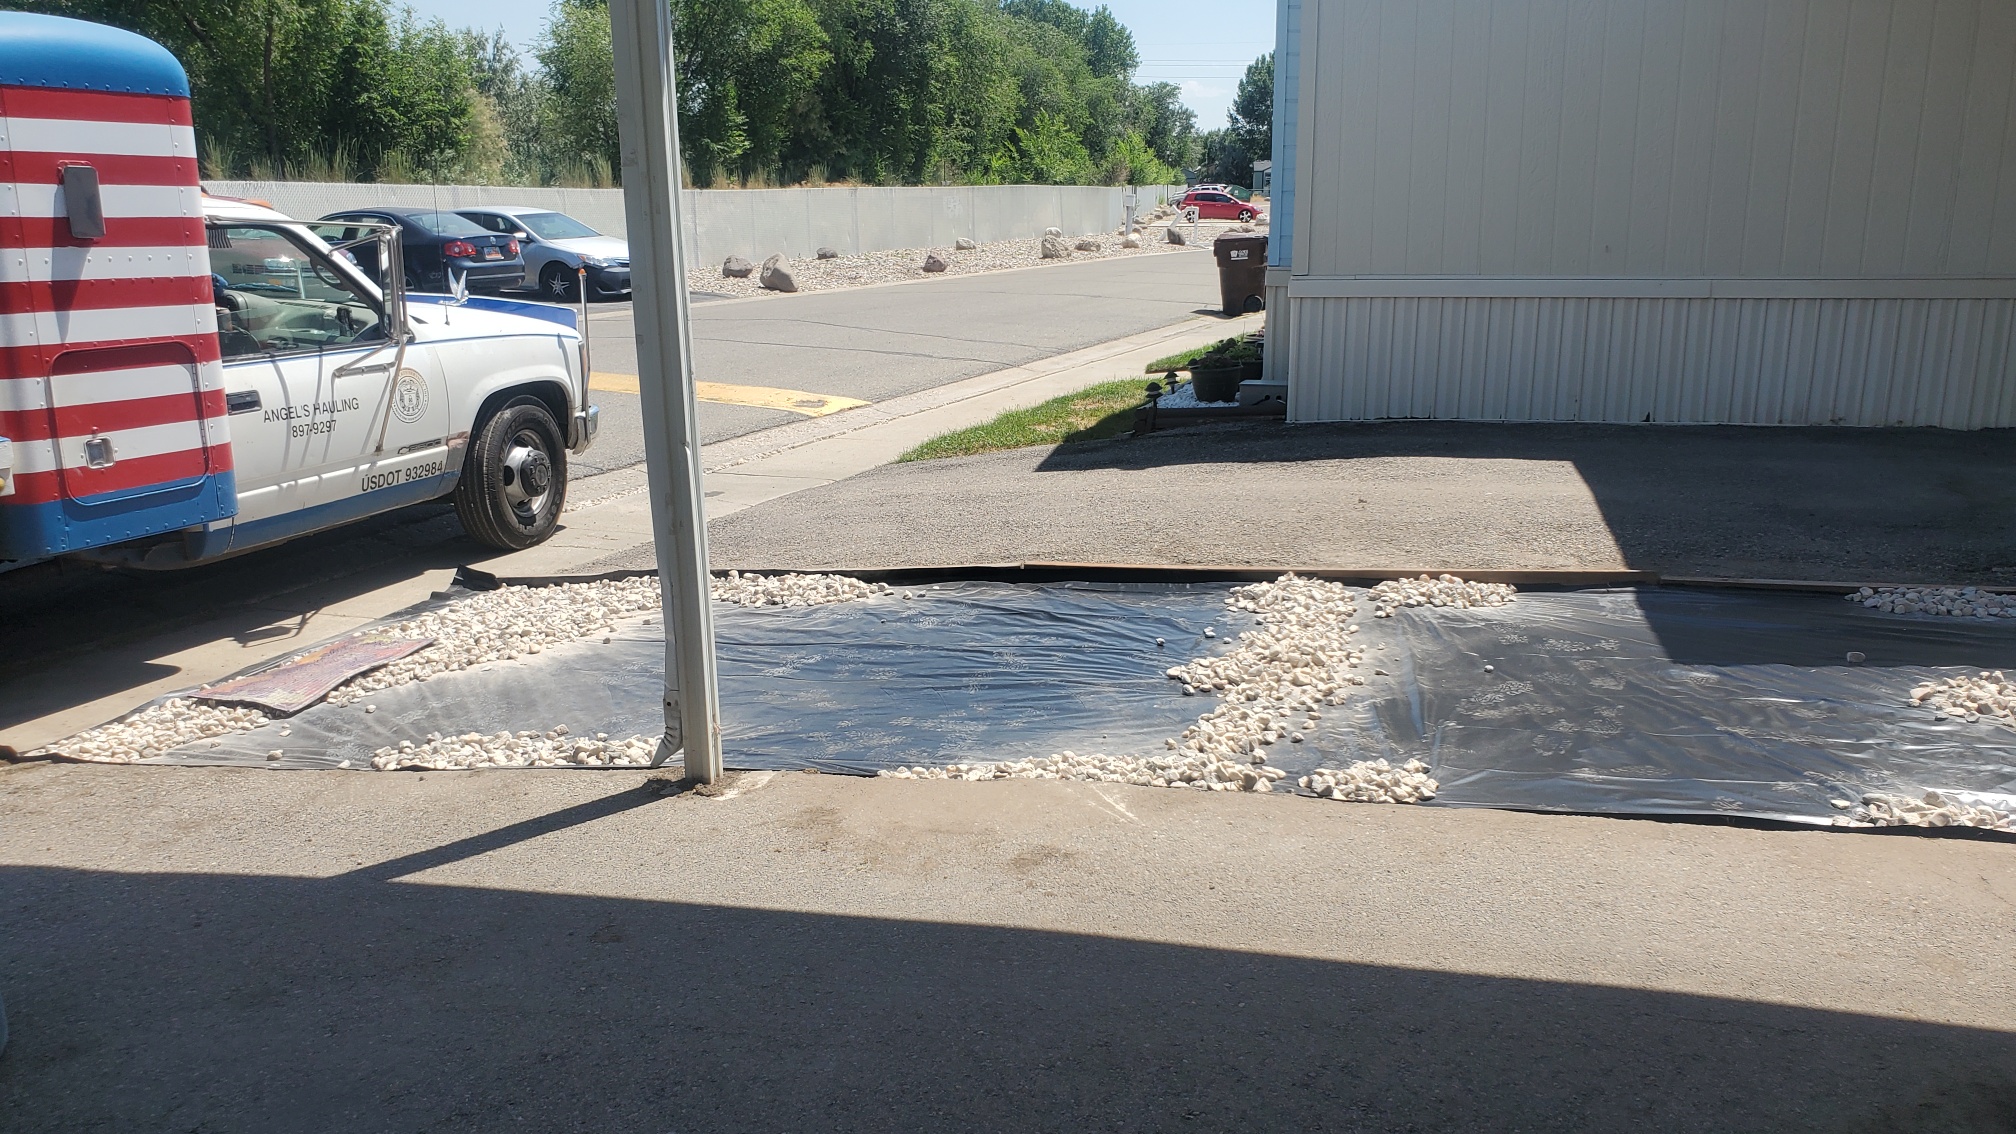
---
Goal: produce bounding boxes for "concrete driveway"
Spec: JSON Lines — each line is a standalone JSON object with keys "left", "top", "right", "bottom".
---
{"left": 703, "top": 419, "right": 2016, "bottom": 585}
{"left": 1, "top": 764, "right": 2010, "bottom": 1132}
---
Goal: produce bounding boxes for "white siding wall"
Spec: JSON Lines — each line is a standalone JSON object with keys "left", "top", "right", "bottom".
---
{"left": 1286, "top": 295, "right": 2016, "bottom": 427}
{"left": 1282, "top": 0, "right": 2016, "bottom": 427}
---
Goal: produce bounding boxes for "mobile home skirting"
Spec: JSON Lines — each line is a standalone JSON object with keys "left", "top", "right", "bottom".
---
{"left": 1282, "top": 294, "right": 2016, "bottom": 429}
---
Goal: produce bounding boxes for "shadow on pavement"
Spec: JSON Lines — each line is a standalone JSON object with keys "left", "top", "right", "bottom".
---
{"left": 1033, "top": 419, "right": 2016, "bottom": 579}
{"left": 0, "top": 503, "right": 474, "bottom": 726}
{"left": 2, "top": 847, "right": 2012, "bottom": 1131}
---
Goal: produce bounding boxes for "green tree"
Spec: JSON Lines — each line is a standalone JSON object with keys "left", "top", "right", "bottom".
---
{"left": 535, "top": 0, "right": 619, "bottom": 175}
{"left": 1106, "top": 130, "right": 1177, "bottom": 185}
{"left": 1005, "top": 108, "right": 1094, "bottom": 184}
{"left": 25, "top": 0, "right": 479, "bottom": 179}
{"left": 1228, "top": 51, "right": 1271, "bottom": 166}
{"left": 996, "top": 0, "right": 1136, "bottom": 79}
{"left": 1126, "top": 80, "right": 1196, "bottom": 169}
{"left": 1195, "top": 126, "right": 1250, "bottom": 189}
{"left": 674, "top": 0, "right": 831, "bottom": 184}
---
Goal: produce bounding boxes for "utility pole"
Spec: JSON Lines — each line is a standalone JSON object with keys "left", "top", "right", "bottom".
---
{"left": 608, "top": 0, "right": 722, "bottom": 782}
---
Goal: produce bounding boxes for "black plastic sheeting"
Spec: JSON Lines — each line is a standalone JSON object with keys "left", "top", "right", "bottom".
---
{"left": 177, "top": 582, "right": 1247, "bottom": 772}
{"left": 154, "top": 580, "right": 2016, "bottom": 829}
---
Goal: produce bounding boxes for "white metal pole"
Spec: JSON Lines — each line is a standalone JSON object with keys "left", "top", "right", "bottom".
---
{"left": 608, "top": 0, "right": 722, "bottom": 782}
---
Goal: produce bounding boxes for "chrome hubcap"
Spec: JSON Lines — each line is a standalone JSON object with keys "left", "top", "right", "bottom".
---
{"left": 500, "top": 431, "right": 554, "bottom": 523}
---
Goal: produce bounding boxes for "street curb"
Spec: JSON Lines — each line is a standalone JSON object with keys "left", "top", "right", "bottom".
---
{"left": 698, "top": 311, "right": 1265, "bottom": 473}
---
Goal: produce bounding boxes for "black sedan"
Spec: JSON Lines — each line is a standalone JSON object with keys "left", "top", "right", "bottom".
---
{"left": 317, "top": 206, "right": 525, "bottom": 294}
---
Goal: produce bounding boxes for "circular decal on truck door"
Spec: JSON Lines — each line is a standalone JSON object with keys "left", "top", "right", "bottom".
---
{"left": 392, "top": 369, "right": 430, "bottom": 424}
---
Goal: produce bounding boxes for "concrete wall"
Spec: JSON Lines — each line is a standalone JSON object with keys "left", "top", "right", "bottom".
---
{"left": 203, "top": 181, "right": 1182, "bottom": 269}
{"left": 1278, "top": 0, "right": 2016, "bottom": 428}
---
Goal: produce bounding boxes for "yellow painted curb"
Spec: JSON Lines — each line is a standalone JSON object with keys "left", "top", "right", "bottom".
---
{"left": 590, "top": 372, "right": 872, "bottom": 417}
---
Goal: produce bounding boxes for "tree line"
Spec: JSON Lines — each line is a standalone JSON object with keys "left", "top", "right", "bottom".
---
{"left": 26, "top": 0, "right": 1272, "bottom": 190}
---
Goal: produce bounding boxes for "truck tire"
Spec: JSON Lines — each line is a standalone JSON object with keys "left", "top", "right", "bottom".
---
{"left": 540, "top": 262, "right": 579, "bottom": 302}
{"left": 454, "top": 398, "right": 567, "bottom": 550}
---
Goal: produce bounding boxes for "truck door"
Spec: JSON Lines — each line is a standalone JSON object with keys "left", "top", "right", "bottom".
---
{"left": 208, "top": 222, "right": 449, "bottom": 530}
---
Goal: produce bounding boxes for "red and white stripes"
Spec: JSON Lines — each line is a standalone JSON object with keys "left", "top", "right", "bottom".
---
{"left": 1, "top": 81, "right": 228, "bottom": 505}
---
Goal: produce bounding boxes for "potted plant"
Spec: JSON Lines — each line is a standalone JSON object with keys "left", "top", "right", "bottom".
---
{"left": 1186, "top": 336, "right": 1262, "bottom": 402}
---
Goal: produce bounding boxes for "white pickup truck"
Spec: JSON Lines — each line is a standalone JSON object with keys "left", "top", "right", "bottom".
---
{"left": 0, "top": 12, "right": 598, "bottom": 571}
{"left": 185, "top": 196, "right": 599, "bottom": 563}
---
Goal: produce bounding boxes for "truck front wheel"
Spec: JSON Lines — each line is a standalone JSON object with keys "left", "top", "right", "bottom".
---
{"left": 454, "top": 398, "right": 567, "bottom": 549}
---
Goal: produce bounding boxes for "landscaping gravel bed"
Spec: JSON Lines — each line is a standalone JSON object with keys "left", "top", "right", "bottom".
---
{"left": 702, "top": 218, "right": 1257, "bottom": 299}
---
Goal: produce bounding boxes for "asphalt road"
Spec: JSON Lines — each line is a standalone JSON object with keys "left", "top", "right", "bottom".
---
{"left": 574, "top": 250, "right": 1218, "bottom": 474}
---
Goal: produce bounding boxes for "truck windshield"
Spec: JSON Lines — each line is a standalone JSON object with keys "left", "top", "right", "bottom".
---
{"left": 516, "top": 212, "right": 600, "bottom": 241}
{"left": 209, "top": 225, "right": 385, "bottom": 359}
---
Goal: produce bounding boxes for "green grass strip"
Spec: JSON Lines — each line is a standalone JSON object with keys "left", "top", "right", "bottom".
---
{"left": 898, "top": 378, "right": 1157, "bottom": 462}
{"left": 1144, "top": 344, "right": 1212, "bottom": 373}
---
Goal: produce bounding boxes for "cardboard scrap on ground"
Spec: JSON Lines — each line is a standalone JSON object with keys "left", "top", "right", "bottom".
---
{"left": 192, "top": 635, "right": 434, "bottom": 716}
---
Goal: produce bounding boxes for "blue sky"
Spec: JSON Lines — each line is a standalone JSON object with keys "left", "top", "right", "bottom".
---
{"left": 402, "top": 0, "right": 1276, "bottom": 130}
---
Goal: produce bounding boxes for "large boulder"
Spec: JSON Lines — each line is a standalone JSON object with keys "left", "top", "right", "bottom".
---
{"left": 1040, "top": 235, "right": 1071, "bottom": 259}
{"left": 1165, "top": 226, "right": 1187, "bottom": 246}
{"left": 815, "top": 246, "right": 840, "bottom": 259}
{"left": 722, "top": 256, "right": 755, "bottom": 278}
{"left": 922, "top": 253, "right": 949, "bottom": 273}
{"left": 1074, "top": 239, "right": 1101, "bottom": 253}
{"left": 955, "top": 237, "right": 977, "bottom": 251}
{"left": 759, "top": 254, "right": 798, "bottom": 293}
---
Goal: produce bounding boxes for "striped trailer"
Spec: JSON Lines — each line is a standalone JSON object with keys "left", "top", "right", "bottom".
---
{"left": 0, "top": 12, "right": 234, "bottom": 566}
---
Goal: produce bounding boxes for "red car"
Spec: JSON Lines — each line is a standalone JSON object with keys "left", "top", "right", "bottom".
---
{"left": 1178, "top": 188, "right": 1261, "bottom": 221}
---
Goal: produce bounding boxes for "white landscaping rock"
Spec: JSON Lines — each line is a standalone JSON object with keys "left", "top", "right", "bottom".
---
{"left": 884, "top": 749, "right": 1288, "bottom": 792}
{"left": 711, "top": 570, "right": 891, "bottom": 608}
{"left": 955, "top": 237, "right": 977, "bottom": 251}
{"left": 1850, "top": 585, "right": 2016, "bottom": 618}
{"left": 1839, "top": 790, "right": 2015, "bottom": 831}
{"left": 885, "top": 573, "right": 1379, "bottom": 796}
{"left": 1367, "top": 574, "right": 1517, "bottom": 618}
{"left": 372, "top": 726, "right": 657, "bottom": 771}
{"left": 1909, "top": 670, "right": 2016, "bottom": 727}
{"left": 40, "top": 573, "right": 887, "bottom": 764}
{"left": 37, "top": 698, "right": 272, "bottom": 764}
{"left": 1299, "top": 759, "right": 1439, "bottom": 803}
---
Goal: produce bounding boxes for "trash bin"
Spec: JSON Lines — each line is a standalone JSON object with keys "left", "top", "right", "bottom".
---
{"left": 1213, "top": 233, "right": 1268, "bottom": 315}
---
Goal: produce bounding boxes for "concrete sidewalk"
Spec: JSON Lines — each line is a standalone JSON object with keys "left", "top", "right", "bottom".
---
{"left": 1, "top": 313, "right": 1255, "bottom": 752}
{"left": 2, "top": 763, "right": 2010, "bottom": 1132}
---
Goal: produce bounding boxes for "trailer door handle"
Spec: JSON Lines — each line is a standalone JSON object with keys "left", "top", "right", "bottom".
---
{"left": 226, "top": 390, "right": 261, "bottom": 415}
